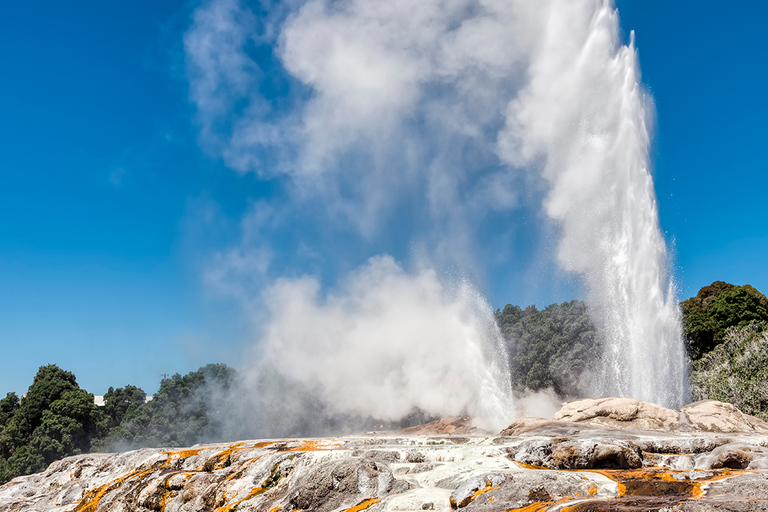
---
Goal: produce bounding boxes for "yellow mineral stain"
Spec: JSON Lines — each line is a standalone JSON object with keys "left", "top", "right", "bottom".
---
{"left": 72, "top": 442, "right": 287, "bottom": 512}
{"left": 160, "top": 448, "right": 205, "bottom": 462}
{"left": 502, "top": 502, "right": 553, "bottom": 512}
{"left": 73, "top": 460, "right": 171, "bottom": 512}
{"left": 282, "top": 439, "right": 339, "bottom": 452}
{"left": 343, "top": 498, "right": 381, "bottom": 512}
{"left": 223, "top": 456, "right": 264, "bottom": 481}
{"left": 473, "top": 482, "right": 498, "bottom": 499}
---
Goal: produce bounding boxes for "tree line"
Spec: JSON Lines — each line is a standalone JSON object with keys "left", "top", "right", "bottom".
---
{"left": 0, "top": 363, "right": 235, "bottom": 484}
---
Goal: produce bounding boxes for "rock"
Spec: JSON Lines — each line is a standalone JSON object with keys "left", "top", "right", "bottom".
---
{"left": 497, "top": 417, "right": 551, "bottom": 436}
{"left": 6, "top": 403, "right": 768, "bottom": 511}
{"left": 450, "top": 471, "right": 601, "bottom": 511}
{"left": 694, "top": 442, "right": 768, "bottom": 470}
{"left": 554, "top": 397, "right": 681, "bottom": 431}
{"left": 397, "top": 416, "right": 484, "bottom": 435}
{"left": 512, "top": 438, "right": 643, "bottom": 470}
{"left": 449, "top": 474, "right": 506, "bottom": 508}
{"left": 681, "top": 400, "right": 761, "bottom": 433}
{"left": 288, "top": 457, "right": 408, "bottom": 511}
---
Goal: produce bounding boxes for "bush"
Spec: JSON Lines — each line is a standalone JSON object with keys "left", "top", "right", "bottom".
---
{"left": 690, "top": 322, "right": 768, "bottom": 420}
{"left": 682, "top": 281, "right": 768, "bottom": 359}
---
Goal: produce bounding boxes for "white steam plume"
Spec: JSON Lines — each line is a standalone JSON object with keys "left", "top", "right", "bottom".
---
{"left": 253, "top": 256, "right": 514, "bottom": 431}
{"left": 185, "top": 0, "right": 688, "bottom": 431}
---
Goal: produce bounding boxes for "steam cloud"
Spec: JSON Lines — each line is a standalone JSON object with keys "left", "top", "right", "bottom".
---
{"left": 185, "top": 0, "right": 687, "bottom": 434}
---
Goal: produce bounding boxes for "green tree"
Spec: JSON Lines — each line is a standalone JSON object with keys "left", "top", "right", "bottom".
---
{"left": 682, "top": 282, "right": 768, "bottom": 359}
{"left": 496, "top": 300, "right": 600, "bottom": 397}
{"left": 29, "top": 389, "right": 106, "bottom": 464}
{"left": 0, "top": 365, "right": 106, "bottom": 485}
{"left": 108, "top": 363, "right": 237, "bottom": 450}
{"left": 103, "top": 385, "right": 146, "bottom": 428}
{"left": 6, "top": 365, "right": 79, "bottom": 447}
{"left": 0, "top": 392, "right": 20, "bottom": 465}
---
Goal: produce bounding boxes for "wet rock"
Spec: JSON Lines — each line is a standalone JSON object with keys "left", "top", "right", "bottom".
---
{"left": 166, "top": 473, "right": 189, "bottom": 491}
{"left": 699, "top": 473, "right": 768, "bottom": 499}
{"left": 512, "top": 438, "right": 642, "bottom": 469}
{"left": 449, "top": 474, "right": 506, "bottom": 508}
{"left": 672, "top": 503, "right": 768, "bottom": 511}
{"left": 6, "top": 405, "right": 768, "bottom": 511}
{"left": 351, "top": 449, "right": 402, "bottom": 463}
{"left": 452, "top": 471, "right": 599, "bottom": 511}
{"left": 694, "top": 442, "right": 768, "bottom": 470}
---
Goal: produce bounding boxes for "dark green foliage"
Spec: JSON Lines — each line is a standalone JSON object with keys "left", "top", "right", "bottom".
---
{"left": 102, "top": 385, "right": 146, "bottom": 428}
{"left": 0, "top": 445, "right": 44, "bottom": 484}
{"left": 682, "top": 281, "right": 768, "bottom": 359}
{"left": 30, "top": 389, "right": 107, "bottom": 464}
{"left": 496, "top": 300, "right": 600, "bottom": 398}
{"left": 10, "top": 365, "right": 79, "bottom": 445}
{"left": 0, "top": 365, "right": 106, "bottom": 485}
{"left": 1, "top": 363, "right": 237, "bottom": 483}
{"left": 0, "top": 393, "right": 19, "bottom": 458}
{"left": 0, "top": 393, "right": 19, "bottom": 426}
{"left": 690, "top": 322, "right": 768, "bottom": 420}
{"left": 105, "top": 363, "right": 237, "bottom": 450}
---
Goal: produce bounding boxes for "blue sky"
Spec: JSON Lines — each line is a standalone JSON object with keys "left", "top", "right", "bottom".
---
{"left": 1, "top": 0, "right": 766, "bottom": 396}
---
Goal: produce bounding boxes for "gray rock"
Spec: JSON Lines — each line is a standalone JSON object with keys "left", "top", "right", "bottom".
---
{"left": 450, "top": 471, "right": 597, "bottom": 510}
{"left": 512, "top": 437, "right": 642, "bottom": 469}
{"left": 288, "top": 457, "right": 408, "bottom": 511}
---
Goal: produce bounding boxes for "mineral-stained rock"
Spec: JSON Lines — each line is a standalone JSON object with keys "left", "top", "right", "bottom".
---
{"left": 497, "top": 417, "right": 552, "bottom": 436}
{"left": 7, "top": 399, "right": 768, "bottom": 511}
{"left": 511, "top": 437, "right": 643, "bottom": 470}
{"left": 288, "top": 457, "right": 408, "bottom": 511}
{"left": 549, "top": 398, "right": 768, "bottom": 435}
{"left": 448, "top": 472, "right": 599, "bottom": 511}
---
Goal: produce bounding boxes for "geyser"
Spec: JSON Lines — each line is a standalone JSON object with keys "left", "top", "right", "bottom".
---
{"left": 185, "top": 0, "right": 688, "bottom": 431}
{"left": 497, "top": 2, "right": 688, "bottom": 407}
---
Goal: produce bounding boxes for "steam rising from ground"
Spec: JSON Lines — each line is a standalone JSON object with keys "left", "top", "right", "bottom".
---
{"left": 250, "top": 256, "right": 513, "bottom": 432}
{"left": 185, "top": 0, "right": 688, "bottom": 434}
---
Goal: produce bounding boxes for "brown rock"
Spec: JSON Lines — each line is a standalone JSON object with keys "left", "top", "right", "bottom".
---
{"left": 681, "top": 400, "right": 760, "bottom": 433}
{"left": 554, "top": 397, "right": 680, "bottom": 431}
{"left": 497, "top": 417, "right": 551, "bottom": 436}
{"left": 396, "top": 416, "right": 484, "bottom": 435}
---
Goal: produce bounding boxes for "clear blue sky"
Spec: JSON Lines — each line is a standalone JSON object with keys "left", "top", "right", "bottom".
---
{"left": 1, "top": 1, "right": 766, "bottom": 396}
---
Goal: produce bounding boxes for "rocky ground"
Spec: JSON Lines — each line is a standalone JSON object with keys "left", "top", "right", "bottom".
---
{"left": 3, "top": 399, "right": 768, "bottom": 512}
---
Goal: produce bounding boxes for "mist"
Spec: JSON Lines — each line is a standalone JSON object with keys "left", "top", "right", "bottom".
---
{"left": 184, "top": 0, "right": 687, "bottom": 436}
